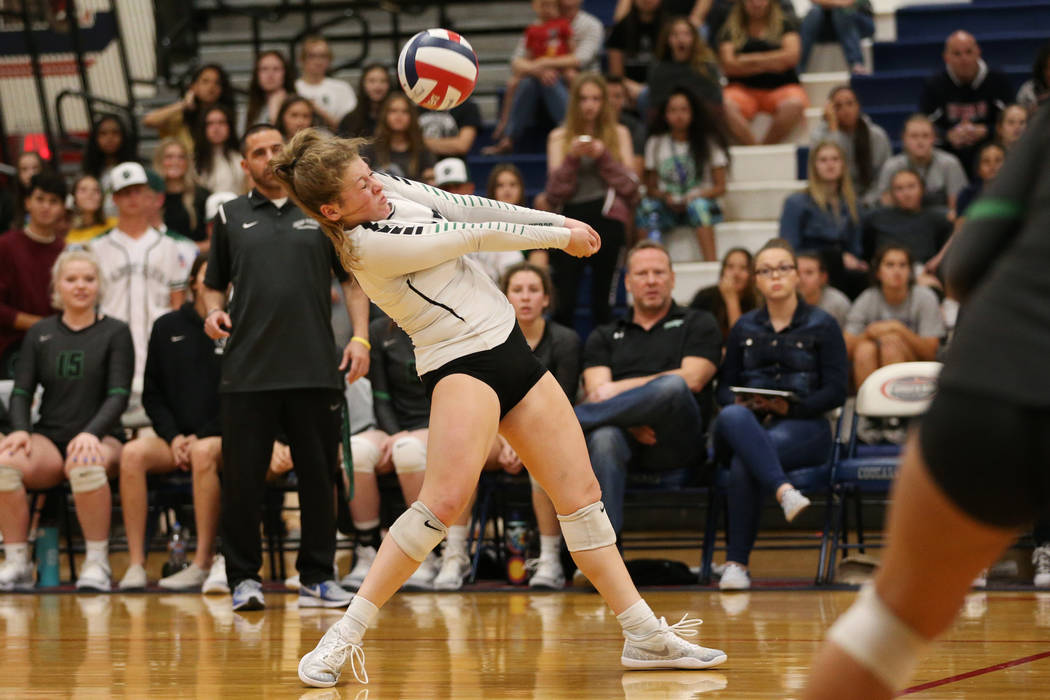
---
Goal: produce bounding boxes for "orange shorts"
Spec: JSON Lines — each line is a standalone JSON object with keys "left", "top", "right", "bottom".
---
{"left": 723, "top": 83, "right": 809, "bottom": 120}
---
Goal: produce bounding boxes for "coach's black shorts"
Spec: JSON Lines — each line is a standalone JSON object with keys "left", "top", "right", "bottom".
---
{"left": 421, "top": 325, "right": 547, "bottom": 419}
{"left": 920, "top": 384, "right": 1050, "bottom": 529}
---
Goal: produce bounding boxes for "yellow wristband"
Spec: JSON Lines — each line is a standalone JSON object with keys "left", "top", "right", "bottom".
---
{"left": 350, "top": 336, "right": 371, "bottom": 351}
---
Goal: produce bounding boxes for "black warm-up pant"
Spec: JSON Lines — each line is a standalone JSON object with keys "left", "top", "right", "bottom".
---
{"left": 220, "top": 388, "right": 341, "bottom": 588}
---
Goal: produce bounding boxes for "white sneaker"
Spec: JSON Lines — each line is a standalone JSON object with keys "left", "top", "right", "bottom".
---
{"left": 297, "top": 618, "right": 368, "bottom": 688}
{"left": 76, "top": 558, "right": 112, "bottom": 592}
{"left": 202, "top": 555, "right": 230, "bottom": 594}
{"left": 1034, "top": 546, "right": 1050, "bottom": 588}
{"left": 718, "top": 563, "right": 751, "bottom": 591}
{"left": 779, "top": 487, "right": 811, "bottom": 523}
{"left": 159, "top": 563, "right": 208, "bottom": 590}
{"left": 432, "top": 550, "right": 471, "bottom": 591}
{"left": 527, "top": 557, "right": 565, "bottom": 589}
{"left": 285, "top": 573, "right": 300, "bottom": 591}
{"left": 403, "top": 552, "right": 440, "bottom": 591}
{"left": 118, "top": 563, "right": 148, "bottom": 590}
{"left": 972, "top": 568, "right": 988, "bottom": 588}
{"left": 621, "top": 614, "right": 728, "bottom": 669}
{"left": 340, "top": 545, "right": 376, "bottom": 591}
{"left": 0, "top": 559, "right": 34, "bottom": 591}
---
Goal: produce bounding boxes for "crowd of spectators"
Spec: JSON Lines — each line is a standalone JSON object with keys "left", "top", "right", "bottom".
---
{"left": 1, "top": 0, "right": 1049, "bottom": 594}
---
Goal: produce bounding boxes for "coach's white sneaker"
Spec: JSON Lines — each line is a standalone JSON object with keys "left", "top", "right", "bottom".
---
{"left": 621, "top": 614, "right": 727, "bottom": 670}
{"left": 298, "top": 618, "right": 368, "bottom": 687}
{"left": 718, "top": 563, "right": 751, "bottom": 591}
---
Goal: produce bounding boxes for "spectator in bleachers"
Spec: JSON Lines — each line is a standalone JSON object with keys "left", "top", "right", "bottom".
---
{"left": 844, "top": 245, "right": 943, "bottom": 389}
{"left": 295, "top": 35, "right": 357, "bottom": 131}
{"left": 713, "top": 238, "right": 847, "bottom": 590}
{"left": 690, "top": 247, "right": 759, "bottom": 340}
{"left": 862, "top": 169, "right": 951, "bottom": 288}
{"left": 10, "top": 151, "right": 46, "bottom": 229}
{"left": 143, "top": 64, "right": 235, "bottom": 156}
{"left": 779, "top": 140, "right": 868, "bottom": 298}
{"left": 875, "top": 114, "right": 968, "bottom": 217}
{"left": 82, "top": 115, "right": 139, "bottom": 203}
{"left": 337, "top": 63, "right": 393, "bottom": 139}
{"left": 155, "top": 139, "right": 209, "bottom": 245}
{"left": 0, "top": 248, "right": 133, "bottom": 591}
{"left": 811, "top": 86, "right": 891, "bottom": 207}
{"left": 89, "top": 162, "right": 189, "bottom": 391}
{"left": 575, "top": 240, "right": 722, "bottom": 537}
{"left": 545, "top": 73, "right": 639, "bottom": 327}
{"left": 797, "top": 251, "right": 850, "bottom": 327}
{"left": 705, "top": 0, "right": 798, "bottom": 45}
{"left": 486, "top": 163, "right": 551, "bottom": 268}
{"left": 646, "top": 16, "right": 724, "bottom": 121}
{"left": 245, "top": 51, "right": 296, "bottom": 127}
{"left": 1016, "top": 41, "right": 1050, "bottom": 113}
{"left": 560, "top": 0, "right": 604, "bottom": 72}
{"left": 638, "top": 88, "right": 729, "bottom": 261}
{"left": 276, "top": 95, "right": 319, "bottom": 140}
{"left": 144, "top": 167, "right": 201, "bottom": 264}
{"left": 605, "top": 76, "right": 647, "bottom": 174}
{"left": 718, "top": 0, "right": 809, "bottom": 145}
{"left": 919, "top": 31, "right": 1014, "bottom": 177}
{"left": 116, "top": 254, "right": 227, "bottom": 593}
{"left": 606, "top": 0, "right": 666, "bottom": 107}
{"left": 420, "top": 96, "right": 482, "bottom": 158}
{"left": 0, "top": 172, "right": 67, "bottom": 379}
{"left": 194, "top": 105, "right": 244, "bottom": 195}
{"left": 66, "top": 175, "right": 116, "bottom": 245}
{"left": 995, "top": 103, "right": 1027, "bottom": 152}
{"left": 360, "top": 95, "right": 436, "bottom": 183}
{"left": 613, "top": 0, "right": 709, "bottom": 27}
{"left": 955, "top": 142, "right": 1005, "bottom": 221}
{"left": 798, "top": 0, "right": 874, "bottom": 75}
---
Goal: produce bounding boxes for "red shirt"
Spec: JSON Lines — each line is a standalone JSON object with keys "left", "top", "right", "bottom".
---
{"left": 524, "top": 18, "right": 573, "bottom": 59}
{"left": 0, "top": 229, "right": 65, "bottom": 359}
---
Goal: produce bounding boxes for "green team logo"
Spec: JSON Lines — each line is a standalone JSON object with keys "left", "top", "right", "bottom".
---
{"left": 57, "top": 351, "right": 85, "bottom": 378}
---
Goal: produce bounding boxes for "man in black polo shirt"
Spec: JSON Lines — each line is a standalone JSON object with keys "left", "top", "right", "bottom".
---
{"left": 202, "top": 124, "right": 371, "bottom": 611}
{"left": 574, "top": 240, "right": 722, "bottom": 536}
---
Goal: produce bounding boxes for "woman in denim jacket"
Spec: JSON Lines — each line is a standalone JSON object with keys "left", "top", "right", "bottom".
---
{"left": 712, "top": 238, "right": 848, "bottom": 590}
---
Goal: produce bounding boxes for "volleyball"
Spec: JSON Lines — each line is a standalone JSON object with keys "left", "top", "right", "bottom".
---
{"left": 397, "top": 28, "right": 479, "bottom": 111}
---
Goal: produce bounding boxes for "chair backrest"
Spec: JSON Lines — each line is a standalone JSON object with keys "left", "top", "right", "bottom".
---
{"left": 854, "top": 362, "right": 942, "bottom": 418}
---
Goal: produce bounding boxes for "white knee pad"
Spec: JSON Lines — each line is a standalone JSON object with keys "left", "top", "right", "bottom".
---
{"left": 557, "top": 501, "right": 616, "bottom": 552}
{"left": 351, "top": 436, "right": 381, "bottom": 474}
{"left": 68, "top": 464, "right": 108, "bottom": 493}
{"left": 389, "top": 501, "right": 447, "bottom": 562}
{"left": 826, "top": 583, "right": 929, "bottom": 693}
{"left": 391, "top": 436, "right": 426, "bottom": 475}
{"left": 0, "top": 465, "right": 24, "bottom": 492}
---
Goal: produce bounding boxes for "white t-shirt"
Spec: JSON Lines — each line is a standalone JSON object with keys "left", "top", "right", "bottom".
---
{"left": 89, "top": 227, "right": 190, "bottom": 382}
{"left": 295, "top": 77, "right": 357, "bottom": 122}
{"left": 345, "top": 173, "right": 569, "bottom": 375}
{"left": 202, "top": 150, "right": 245, "bottom": 195}
{"left": 644, "top": 135, "right": 728, "bottom": 197}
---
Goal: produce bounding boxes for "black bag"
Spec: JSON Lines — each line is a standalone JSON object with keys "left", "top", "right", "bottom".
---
{"left": 625, "top": 558, "right": 697, "bottom": 586}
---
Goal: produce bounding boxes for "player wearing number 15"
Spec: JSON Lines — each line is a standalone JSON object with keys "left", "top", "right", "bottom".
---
{"left": 0, "top": 249, "right": 134, "bottom": 592}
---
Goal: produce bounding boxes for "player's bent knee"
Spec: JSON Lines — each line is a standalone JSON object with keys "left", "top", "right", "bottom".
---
{"left": 0, "top": 465, "right": 24, "bottom": 492}
{"left": 558, "top": 500, "right": 616, "bottom": 552}
{"left": 391, "top": 436, "right": 426, "bottom": 475}
{"left": 826, "top": 583, "right": 929, "bottom": 693}
{"left": 389, "top": 501, "right": 447, "bottom": 562}
{"left": 68, "top": 464, "right": 109, "bottom": 493}
{"left": 351, "top": 436, "right": 381, "bottom": 474}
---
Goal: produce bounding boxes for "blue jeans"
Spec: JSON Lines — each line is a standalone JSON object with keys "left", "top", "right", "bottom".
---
{"left": 507, "top": 75, "right": 569, "bottom": 143}
{"left": 712, "top": 404, "right": 831, "bottom": 566}
{"left": 576, "top": 375, "right": 706, "bottom": 533}
{"left": 799, "top": 7, "right": 875, "bottom": 68}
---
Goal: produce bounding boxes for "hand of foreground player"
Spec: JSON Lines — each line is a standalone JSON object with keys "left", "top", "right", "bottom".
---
{"left": 67, "top": 432, "right": 104, "bottom": 464}
{"left": 563, "top": 218, "right": 601, "bottom": 258}
{"left": 0, "top": 430, "right": 31, "bottom": 458}
{"left": 340, "top": 338, "right": 370, "bottom": 384}
{"left": 204, "top": 309, "right": 232, "bottom": 340}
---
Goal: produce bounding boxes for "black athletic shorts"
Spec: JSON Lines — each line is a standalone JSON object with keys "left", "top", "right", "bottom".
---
{"left": 920, "top": 384, "right": 1050, "bottom": 529}
{"left": 421, "top": 325, "right": 547, "bottom": 419}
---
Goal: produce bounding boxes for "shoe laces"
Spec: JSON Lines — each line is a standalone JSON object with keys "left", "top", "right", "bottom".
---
{"left": 662, "top": 613, "right": 704, "bottom": 639}
{"left": 319, "top": 633, "right": 368, "bottom": 685}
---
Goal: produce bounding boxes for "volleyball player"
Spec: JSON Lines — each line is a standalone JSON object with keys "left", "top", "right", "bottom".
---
{"left": 269, "top": 129, "right": 727, "bottom": 688}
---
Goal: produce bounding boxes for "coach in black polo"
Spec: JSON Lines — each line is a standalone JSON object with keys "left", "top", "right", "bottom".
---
{"left": 574, "top": 240, "right": 722, "bottom": 536}
{"left": 202, "top": 124, "right": 371, "bottom": 610}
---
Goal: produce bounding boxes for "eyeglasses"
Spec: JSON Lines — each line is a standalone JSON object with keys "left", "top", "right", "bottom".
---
{"left": 755, "top": 264, "right": 796, "bottom": 278}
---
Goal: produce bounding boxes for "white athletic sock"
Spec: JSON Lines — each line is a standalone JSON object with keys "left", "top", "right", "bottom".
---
{"left": 445, "top": 525, "right": 468, "bottom": 557}
{"left": 353, "top": 518, "right": 381, "bottom": 531}
{"left": 617, "top": 599, "right": 661, "bottom": 638}
{"left": 85, "top": 540, "right": 108, "bottom": 562}
{"left": 4, "top": 543, "right": 29, "bottom": 566}
{"left": 340, "top": 596, "right": 379, "bottom": 642}
{"left": 539, "top": 534, "right": 561, "bottom": 560}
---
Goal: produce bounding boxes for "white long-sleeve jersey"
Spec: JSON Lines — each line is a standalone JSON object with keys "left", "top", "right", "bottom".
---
{"left": 346, "top": 173, "right": 570, "bottom": 375}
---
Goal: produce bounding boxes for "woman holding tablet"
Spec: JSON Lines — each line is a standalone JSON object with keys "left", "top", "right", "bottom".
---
{"left": 712, "top": 238, "right": 848, "bottom": 590}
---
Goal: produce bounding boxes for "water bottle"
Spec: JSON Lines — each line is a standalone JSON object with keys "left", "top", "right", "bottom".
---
{"left": 35, "top": 526, "right": 60, "bottom": 587}
{"left": 162, "top": 521, "right": 189, "bottom": 578}
{"left": 646, "top": 209, "right": 662, "bottom": 244}
{"left": 504, "top": 514, "right": 529, "bottom": 585}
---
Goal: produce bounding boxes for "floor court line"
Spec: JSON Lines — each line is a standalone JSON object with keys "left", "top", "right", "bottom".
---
{"left": 902, "top": 650, "right": 1050, "bottom": 695}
